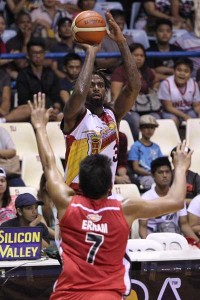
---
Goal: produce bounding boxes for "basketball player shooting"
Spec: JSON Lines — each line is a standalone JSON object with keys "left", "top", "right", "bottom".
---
{"left": 61, "top": 11, "right": 141, "bottom": 193}
{"left": 29, "top": 93, "right": 192, "bottom": 300}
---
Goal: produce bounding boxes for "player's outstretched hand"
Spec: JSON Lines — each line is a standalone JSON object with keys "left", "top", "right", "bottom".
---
{"left": 105, "top": 11, "right": 125, "bottom": 43}
{"left": 172, "top": 140, "right": 193, "bottom": 172}
{"left": 28, "top": 92, "right": 53, "bottom": 130}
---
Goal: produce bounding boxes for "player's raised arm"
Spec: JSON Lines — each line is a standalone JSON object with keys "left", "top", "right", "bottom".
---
{"left": 29, "top": 93, "right": 75, "bottom": 220}
{"left": 63, "top": 43, "right": 101, "bottom": 133}
{"left": 105, "top": 11, "right": 141, "bottom": 122}
{"left": 123, "top": 141, "right": 192, "bottom": 226}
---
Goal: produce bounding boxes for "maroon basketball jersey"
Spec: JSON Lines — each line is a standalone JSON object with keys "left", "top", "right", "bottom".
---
{"left": 52, "top": 195, "right": 131, "bottom": 296}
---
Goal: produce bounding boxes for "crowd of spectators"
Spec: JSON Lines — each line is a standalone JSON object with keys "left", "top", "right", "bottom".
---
{"left": 1, "top": 0, "right": 200, "bottom": 243}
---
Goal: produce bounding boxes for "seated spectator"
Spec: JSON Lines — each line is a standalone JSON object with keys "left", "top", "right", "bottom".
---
{"left": 158, "top": 58, "right": 200, "bottom": 127}
{"left": 0, "top": 38, "right": 62, "bottom": 123}
{"left": 0, "top": 126, "right": 25, "bottom": 186}
{"left": 115, "top": 132, "right": 132, "bottom": 184}
{"left": 30, "top": 0, "right": 71, "bottom": 43}
{"left": 50, "top": 17, "right": 78, "bottom": 79}
{"left": 6, "top": 10, "right": 33, "bottom": 53}
{"left": 147, "top": 19, "right": 183, "bottom": 78}
{"left": 175, "top": 25, "right": 200, "bottom": 77}
{"left": 95, "top": 9, "right": 133, "bottom": 73}
{"left": 0, "top": 167, "right": 16, "bottom": 225}
{"left": 111, "top": 43, "right": 161, "bottom": 140}
{"left": 6, "top": 11, "right": 32, "bottom": 80}
{"left": 60, "top": 52, "right": 82, "bottom": 104}
{"left": 0, "top": 192, "right": 50, "bottom": 248}
{"left": 37, "top": 173, "right": 57, "bottom": 243}
{"left": 135, "top": 0, "right": 177, "bottom": 34}
{"left": 0, "top": 68, "right": 11, "bottom": 117}
{"left": 0, "top": 14, "right": 14, "bottom": 68}
{"left": 128, "top": 115, "right": 162, "bottom": 190}
{"left": 139, "top": 156, "right": 199, "bottom": 242}
{"left": 171, "top": 146, "right": 200, "bottom": 206}
{"left": 188, "top": 194, "right": 200, "bottom": 239}
{"left": 4, "top": 0, "right": 31, "bottom": 28}
{"left": 171, "top": 0, "right": 194, "bottom": 31}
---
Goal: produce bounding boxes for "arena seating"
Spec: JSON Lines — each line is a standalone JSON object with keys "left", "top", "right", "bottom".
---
{"left": 46, "top": 122, "right": 66, "bottom": 159}
{"left": 21, "top": 154, "right": 64, "bottom": 190}
{"left": 147, "top": 232, "right": 189, "bottom": 250}
{"left": 119, "top": 119, "right": 134, "bottom": 151}
{"left": 0, "top": 123, "right": 38, "bottom": 160}
{"left": 127, "top": 238, "right": 163, "bottom": 252}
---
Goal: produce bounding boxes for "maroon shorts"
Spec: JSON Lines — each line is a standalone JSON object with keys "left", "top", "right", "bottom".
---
{"left": 50, "top": 290, "right": 123, "bottom": 300}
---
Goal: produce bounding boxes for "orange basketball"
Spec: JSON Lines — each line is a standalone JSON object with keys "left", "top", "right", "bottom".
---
{"left": 71, "top": 10, "right": 107, "bottom": 45}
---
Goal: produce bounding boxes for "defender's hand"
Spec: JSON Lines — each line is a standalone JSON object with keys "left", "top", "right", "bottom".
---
{"left": 28, "top": 92, "right": 53, "bottom": 130}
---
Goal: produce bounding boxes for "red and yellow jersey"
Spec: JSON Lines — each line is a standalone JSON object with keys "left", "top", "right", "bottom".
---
{"left": 52, "top": 195, "right": 131, "bottom": 296}
{"left": 64, "top": 108, "right": 119, "bottom": 192}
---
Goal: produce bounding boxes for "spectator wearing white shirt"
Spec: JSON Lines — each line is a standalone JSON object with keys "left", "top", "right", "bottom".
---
{"left": 188, "top": 195, "right": 200, "bottom": 239}
{"left": 139, "top": 156, "right": 199, "bottom": 241}
{"left": 158, "top": 58, "right": 200, "bottom": 127}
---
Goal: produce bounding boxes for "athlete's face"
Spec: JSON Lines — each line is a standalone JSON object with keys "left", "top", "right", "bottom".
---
{"left": 153, "top": 166, "right": 172, "bottom": 187}
{"left": 174, "top": 64, "right": 191, "bottom": 87}
{"left": 86, "top": 74, "right": 106, "bottom": 110}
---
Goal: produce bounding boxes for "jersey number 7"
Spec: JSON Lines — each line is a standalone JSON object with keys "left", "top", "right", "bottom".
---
{"left": 85, "top": 232, "right": 104, "bottom": 264}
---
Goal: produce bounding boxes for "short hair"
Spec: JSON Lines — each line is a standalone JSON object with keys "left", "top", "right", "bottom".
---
{"left": 57, "top": 17, "right": 72, "bottom": 30}
{"left": 109, "top": 9, "right": 125, "bottom": 19}
{"left": 63, "top": 52, "right": 82, "bottom": 66}
{"left": 27, "top": 38, "right": 46, "bottom": 52}
{"left": 79, "top": 154, "right": 112, "bottom": 199}
{"left": 174, "top": 58, "right": 193, "bottom": 72}
{"left": 155, "top": 18, "right": 173, "bottom": 30}
{"left": 151, "top": 156, "right": 172, "bottom": 175}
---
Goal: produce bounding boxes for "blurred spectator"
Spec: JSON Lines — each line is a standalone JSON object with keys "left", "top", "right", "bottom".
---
{"left": 135, "top": 0, "right": 177, "bottom": 34}
{"left": 37, "top": 173, "right": 57, "bottom": 242}
{"left": 111, "top": 43, "right": 161, "bottom": 140}
{"left": 56, "top": 0, "right": 80, "bottom": 15}
{"left": 60, "top": 52, "right": 82, "bottom": 104}
{"left": 50, "top": 17, "right": 77, "bottom": 79}
{"left": 4, "top": 0, "right": 27, "bottom": 28}
{"left": 171, "top": 0, "right": 194, "bottom": 31}
{"left": 6, "top": 10, "right": 33, "bottom": 53}
{"left": 158, "top": 58, "right": 200, "bottom": 127}
{"left": 0, "top": 14, "right": 14, "bottom": 68}
{"left": 0, "top": 192, "right": 50, "bottom": 248}
{"left": 115, "top": 132, "right": 131, "bottom": 184}
{"left": 147, "top": 19, "right": 183, "bottom": 78}
{"left": 76, "top": 0, "right": 96, "bottom": 11}
{"left": 0, "top": 68, "right": 11, "bottom": 117}
{"left": 0, "top": 167, "right": 16, "bottom": 225}
{"left": 139, "top": 156, "right": 199, "bottom": 241}
{"left": 30, "top": 0, "right": 71, "bottom": 40}
{"left": 0, "top": 126, "right": 25, "bottom": 186}
{"left": 188, "top": 194, "right": 200, "bottom": 239}
{"left": 6, "top": 10, "right": 33, "bottom": 80}
{"left": 0, "top": 38, "right": 62, "bottom": 123}
{"left": 175, "top": 7, "right": 200, "bottom": 77}
{"left": 170, "top": 146, "right": 200, "bottom": 206}
{"left": 95, "top": 9, "right": 133, "bottom": 73}
{"left": 128, "top": 115, "right": 162, "bottom": 190}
